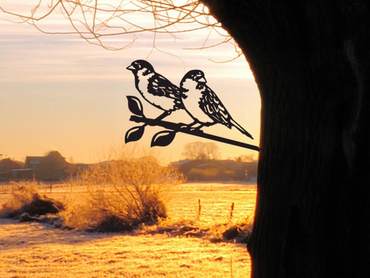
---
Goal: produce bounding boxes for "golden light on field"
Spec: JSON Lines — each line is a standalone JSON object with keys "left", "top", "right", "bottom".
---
{"left": 0, "top": 182, "right": 256, "bottom": 277}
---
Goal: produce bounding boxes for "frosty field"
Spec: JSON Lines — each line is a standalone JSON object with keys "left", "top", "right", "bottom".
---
{"left": 0, "top": 182, "right": 256, "bottom": 278}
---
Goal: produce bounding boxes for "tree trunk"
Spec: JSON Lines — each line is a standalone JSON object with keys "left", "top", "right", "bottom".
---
{"left": 202, "top": 1, "right": 370, "bottom": 277}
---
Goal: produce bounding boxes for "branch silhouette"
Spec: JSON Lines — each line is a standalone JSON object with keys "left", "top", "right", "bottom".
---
{"left": 0, "top": 1, "right": 241, "bottom": 57}
{"left": 129, "top": 115, "right": 260, "bottom": 151}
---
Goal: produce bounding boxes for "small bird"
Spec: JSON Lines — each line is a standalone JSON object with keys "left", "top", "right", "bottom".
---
{"left": 127, "top": 60, "right": 184, "bottom": 120}
{"left": 180, "top": 70, "right": 254, "bottom": 140}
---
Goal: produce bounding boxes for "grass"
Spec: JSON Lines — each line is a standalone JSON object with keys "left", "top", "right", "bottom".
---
{"left": 0, "top": 221, "right": 252, "bottom": 277}
{"left": 0, "top": 182, "right": 256, "bottom": 277}
{"left": 0, "top": 146, "right": 255, "bottom": 277}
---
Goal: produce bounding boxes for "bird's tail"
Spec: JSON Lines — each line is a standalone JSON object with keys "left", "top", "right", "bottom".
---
{"left": 230, "top": 119, "right": 254, "bottom": 140}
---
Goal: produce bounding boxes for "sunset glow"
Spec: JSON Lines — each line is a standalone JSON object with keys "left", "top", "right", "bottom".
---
{"left": 0, "top": 1, "right": 260, "bottom": 163}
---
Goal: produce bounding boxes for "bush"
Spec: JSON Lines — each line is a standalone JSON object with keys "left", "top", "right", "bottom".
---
{"left": 222, "top": 221, "right": 254, "bottom": 243}
{"left": 0, "top": 181, "right": 64, "bottom": 218}
{"left": 63, "top": 147, "right": 185, "bottom": 231}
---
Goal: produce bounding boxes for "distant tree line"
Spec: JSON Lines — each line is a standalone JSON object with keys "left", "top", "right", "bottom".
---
{"left": 178, "top": 142, "right": 257, "bottom": 181}
{"left": 1, "top": 144, "right": 257, "bottom": 182}
{"left": 176, "top": 159, "right": 257, "bottom": 182}
{"left": 182, "top": 142, "right": 221, "bottom": 160}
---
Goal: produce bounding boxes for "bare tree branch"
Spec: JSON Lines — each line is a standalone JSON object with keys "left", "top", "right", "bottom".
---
{"left": 0, "top": 0, "right": 240, "bottom": 54}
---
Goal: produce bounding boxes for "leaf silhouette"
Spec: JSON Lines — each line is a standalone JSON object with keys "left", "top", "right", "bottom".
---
{"left": 127, "top": 96, "right": 144, "bottom": 117}
{"left": 125, "top": 126, "right": 145, "bottom": 143}
{"left": 151, "top": 131, "right": 176, "bottom": 147}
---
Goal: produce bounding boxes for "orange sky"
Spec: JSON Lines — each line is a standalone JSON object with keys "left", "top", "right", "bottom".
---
{"left": 0, "top": 1, "right": 261, "bottom": 164}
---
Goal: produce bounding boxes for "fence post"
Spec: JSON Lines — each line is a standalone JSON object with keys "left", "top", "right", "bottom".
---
{"left": 229, "top": 202, "right": 235, "bottom": 221}
{"left": 197, "top": 199, "right": 201, "bottom": 220}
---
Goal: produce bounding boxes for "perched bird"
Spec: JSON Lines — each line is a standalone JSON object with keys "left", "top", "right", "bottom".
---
{"left": 127, "top": 60, "right": 184, "bottom": 120}
{"left": 180, "top": 70, "right": 254, "bottom": 140}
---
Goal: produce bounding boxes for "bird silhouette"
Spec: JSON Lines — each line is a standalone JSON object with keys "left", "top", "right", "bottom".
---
{"left": 127, "top": 60, "right": 184, "bottom": 121}
{"left": 180, "top": 70, "right": 254, "bottom": 140}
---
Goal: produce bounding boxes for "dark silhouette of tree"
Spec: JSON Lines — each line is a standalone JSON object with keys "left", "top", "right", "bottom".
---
{"left": 235, "top": 154, "right": 255, "bottom": 163}
{"left": 2, "top": 1, "right": 370, "bottom": 277}
{"left": 200, "top": 3, "right": 370, "bottom": 278}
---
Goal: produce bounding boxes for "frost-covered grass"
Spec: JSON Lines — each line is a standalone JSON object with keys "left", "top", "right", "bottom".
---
{"left": 0, "top": 182, "right": 256, "bottom": 278}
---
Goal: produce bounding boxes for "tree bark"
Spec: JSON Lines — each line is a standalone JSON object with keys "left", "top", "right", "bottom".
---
{"left": 201, "top": 1, "right": 370, "bottom": 277}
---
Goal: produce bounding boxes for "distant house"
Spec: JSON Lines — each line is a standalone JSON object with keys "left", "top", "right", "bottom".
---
{"left": 0, "top": 158, "right": 33, "bottom": 181}
{"left": 9, "top": 169, "right": 35, "bottom": 180}
{"left": 1, "top": 153, "right": 88, "bottom": 181}
{"left": 25, "top": 156, "right": 44, "bottom": 170}
{"left": 0, "top": 158, "right": 23, "bottom": 172}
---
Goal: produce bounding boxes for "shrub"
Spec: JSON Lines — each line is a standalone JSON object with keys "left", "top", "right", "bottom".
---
{"left": 0, "top": 181, "right": 64, "bottom": 218}
{"left": 63, "top": 146, "right": 185, "bottom": 231}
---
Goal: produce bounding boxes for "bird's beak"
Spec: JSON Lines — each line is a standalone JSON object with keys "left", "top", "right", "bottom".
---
{"left": 198, "top": 77, "right": 207, "bottom": 83}
{"left": 126, "top": 65, "right": 135, "bottom": 71}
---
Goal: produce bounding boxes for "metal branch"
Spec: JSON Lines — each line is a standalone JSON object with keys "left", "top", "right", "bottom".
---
{"left": 129, "top": 115, "right": 259, "bottom": 151}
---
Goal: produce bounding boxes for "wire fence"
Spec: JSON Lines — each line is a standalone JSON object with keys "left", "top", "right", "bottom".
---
{"left": 0, "top": 182, "right": 89, "bottom": 194}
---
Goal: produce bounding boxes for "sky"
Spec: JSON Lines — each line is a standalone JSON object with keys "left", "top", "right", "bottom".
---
{"left": 0, "top": 1, "right": 261, "bottom": 164}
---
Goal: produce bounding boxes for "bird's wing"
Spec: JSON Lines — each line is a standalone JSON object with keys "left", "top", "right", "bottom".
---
{"left": 199, "top": 85, "right": 254, "bottom": 139}
{"left": 199, "top": 85, "right": 232, "bottom": 127}
{"left": 148, "top": 73, "right": 182, "bottom": 100}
